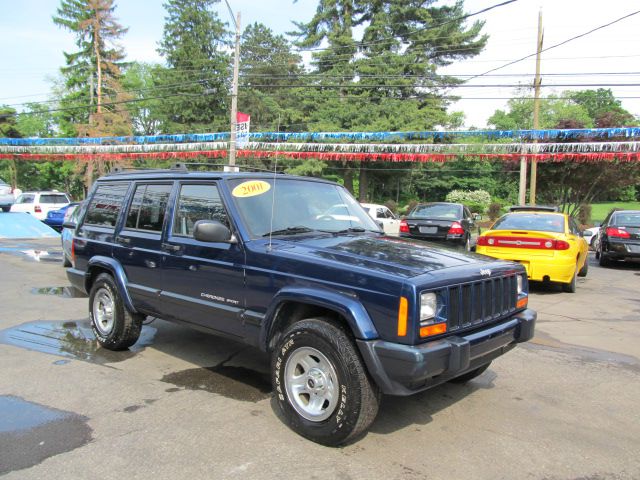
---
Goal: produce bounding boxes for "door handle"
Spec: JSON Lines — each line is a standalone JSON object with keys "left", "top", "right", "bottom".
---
{"left": 162, "top": 243, "right": 182, "bottom": 253}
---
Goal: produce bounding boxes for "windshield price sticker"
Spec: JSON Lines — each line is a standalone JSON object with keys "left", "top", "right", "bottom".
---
{"left": 232, "top": 180, "right": 271, "bottom": 198}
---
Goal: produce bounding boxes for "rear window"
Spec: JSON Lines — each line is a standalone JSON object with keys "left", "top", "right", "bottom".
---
{"left": 408, "top": 204, "right": 461, "bottom": 219}
{"left": 39, "top": 194, "right": 70, "bottom": 204}
{"left": 492, "top": 213, "right": 565, "bottom": 233}
{"left": 612, "top": 213, "right": 640, "bottom": 227}
{"left": 85, "top": 183, "right": 130, "bottom": 228}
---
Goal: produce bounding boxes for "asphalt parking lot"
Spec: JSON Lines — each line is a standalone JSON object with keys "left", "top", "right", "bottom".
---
{"left": 1, "top": 237, "right": 639, "bottom": 480}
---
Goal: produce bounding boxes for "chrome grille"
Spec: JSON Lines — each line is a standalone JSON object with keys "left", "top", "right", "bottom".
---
{"left": 443, "top": 275, "right": 518, "bottom": 332}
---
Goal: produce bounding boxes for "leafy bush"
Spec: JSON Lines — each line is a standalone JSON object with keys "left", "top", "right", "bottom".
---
{"left": 487, "top": 202, "right": 503, "bottom": 221}
{"left": 384, "top": 199, "right": 398, "bottom": 214}
{"left": 445, "top": 189, "right": 492, "bottom": 214}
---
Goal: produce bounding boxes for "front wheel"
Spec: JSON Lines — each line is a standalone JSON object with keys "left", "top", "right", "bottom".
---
{"left": 272, "top": 318, "right": 380, "bottom": 446}
{"left": 89, "top": 273, "right": 143, "bottom": 350}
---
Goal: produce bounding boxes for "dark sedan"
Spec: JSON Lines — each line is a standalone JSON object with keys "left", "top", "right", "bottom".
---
{"left": 399, "top": 202, "right": 481, "bottom": 251}
{"left": 596, "top": 209, "right": 640, "bottom": 266}
{"left": 43, "top": 202, "right": 79, "bottom": 232}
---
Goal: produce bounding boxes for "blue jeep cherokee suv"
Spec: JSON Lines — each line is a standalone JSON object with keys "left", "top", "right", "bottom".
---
{"left": 67, "top": 167, "right": 536, "bottom": 446}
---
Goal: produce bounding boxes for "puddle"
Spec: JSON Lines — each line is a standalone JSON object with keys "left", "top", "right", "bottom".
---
{"left": 31, "top": 286, "right": 86, "bottom": 298}
{"left": 0, "top": 395, "right": 92, "bottom": 475}
{"left": 22, "top": 249, "right": 62, "bottom": 263}
{"left": 526, "top": 331, "right": 640, "bottom": 373}
{"left": 0, "top": 320, "right": 156, "bottom": 365}
{"left": 162, "top": 364, "right": 272, "bottom": 403}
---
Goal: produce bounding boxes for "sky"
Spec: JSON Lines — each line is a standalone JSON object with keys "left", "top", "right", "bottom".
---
{"left": 0, "top": 0, "right": 639, "bottom": 129}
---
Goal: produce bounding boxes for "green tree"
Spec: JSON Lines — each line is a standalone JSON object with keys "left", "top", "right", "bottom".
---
{"left": 294, "top": 0, "right": 488, "bottom": 200}
{"left": 156, "top": 0, "right": 230, "bottom": 132}
{"left": 53, "top": 0, "right": 131, "bottom": 137}
{"left": 16, "top": 103, "right": 56, "bottom": 138}
{"left": 121, "top": 62, "right": 165, "bottom": 135}
{"left": 239, "top": 23, "right": 305, "bottom": 131}
{"left": 569, "top": 89, "right": 637, "bottom": 128}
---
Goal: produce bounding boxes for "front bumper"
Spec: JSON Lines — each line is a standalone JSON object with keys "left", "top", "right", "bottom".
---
{"left": 357, "top": 308, "right": 536, "bottom": 396}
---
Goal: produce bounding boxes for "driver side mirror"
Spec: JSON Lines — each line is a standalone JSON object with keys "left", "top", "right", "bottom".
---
{"left": 193, "top": 220, "right": 236, "bottom": 243}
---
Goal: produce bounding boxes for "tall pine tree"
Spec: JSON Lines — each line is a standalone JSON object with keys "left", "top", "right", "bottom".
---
{"left": 156, "top": 0, "right": 230, "bottom": 132}
{"left": 53, "top": 0, "right": 131, "bottom": 137}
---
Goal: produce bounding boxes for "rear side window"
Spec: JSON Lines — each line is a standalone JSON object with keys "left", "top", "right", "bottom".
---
{"left": 16, "top": 194, "right": 34, "bottom": 204}
{"left": 39, "top": 194, "right": 70, "bottom": 204}
{"left": 125, "top": 184, "right": 172, "bottom": 232}
{"left": 85, "top": 183, "right": 130, "bottom": 228}
{"left": 173, "top": 184, "right": 229, "bottom": 237}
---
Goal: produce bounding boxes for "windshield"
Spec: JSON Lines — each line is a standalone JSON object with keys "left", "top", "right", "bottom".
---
{"left": 227, "top": 178, "right": 381, "bottom": 238}
{"left": 408, "top": 204, "right": 461, "bottom": 219}
{"left": 492, "top": 213, "right": 565, "bottom": 233}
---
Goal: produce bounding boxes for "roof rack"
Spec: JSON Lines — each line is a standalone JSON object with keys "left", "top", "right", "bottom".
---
{"left": 107, "top": 162, "right": 286, "bottom": 175}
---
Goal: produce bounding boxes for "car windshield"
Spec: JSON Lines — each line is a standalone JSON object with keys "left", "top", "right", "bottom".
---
{"left": 408, "top": 204, "right": 460, "bottom": 219}
{"left": 227, "top": 178, "right": 381, "bottom": 238}
{"left": 613, "top": 213, "right": 640, "bottom": 227}
{"left": 492, "top": 213, "right": 565, "bottom": 233}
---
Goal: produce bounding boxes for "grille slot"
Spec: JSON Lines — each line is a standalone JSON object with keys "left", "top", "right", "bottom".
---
{"left": 443, "top": 275, "right": 518, "bottom": 332}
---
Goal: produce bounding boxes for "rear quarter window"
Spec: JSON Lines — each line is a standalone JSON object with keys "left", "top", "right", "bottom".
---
{"left": 84, "top": 183, "right": 130, "bottom": 228}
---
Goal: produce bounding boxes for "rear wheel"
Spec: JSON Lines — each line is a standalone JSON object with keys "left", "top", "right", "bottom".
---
{"left": 598, "top": 245, "right": 611, "bottom": 267}
{"left": 1, "top": 206, "right": 9, "bottom": 212}
{"left": 449, "top": 362, "right": 491, "bottom": 383}
{"left": 577, "top": 257, "right": 588, "bottom": 277}
{"left": 272, "top": 318, "right": 380, "bottom": 446}
{"left": 89, "top": 273, "right": 143, "bottom": 350}
{"left": 562, "top": 266, "right": 577, "bottom": 293}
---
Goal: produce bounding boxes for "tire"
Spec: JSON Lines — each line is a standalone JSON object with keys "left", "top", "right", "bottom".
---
{"left": 89, "top": 273, "right": 143, "bottom": 350}
{"left": 577, "top": 257, "right": 588, "bottom": 277}
{"left": 272, "top": 318, "right": 380, "bottom": 446}
{"left": 598, "top": 245, "right": 610, "bottom": 267}
{"left": 562, "top": 266, "right": 577, "bottom": 293}
{"left": 449, "top": 362, "right": 491, "bottom": 384}
{"left": 62, "top": 254, "right": 72, "bottom": 268}
{"left": 1, "top": 206, "right": 9, "bottom": 213}
{"left": 464, "top": 235, "right": 471, "bottom": 252}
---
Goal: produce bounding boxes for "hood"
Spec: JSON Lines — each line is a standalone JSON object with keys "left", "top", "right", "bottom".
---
{"left": 267, "top": 234, "right": 495, "bottom": 278}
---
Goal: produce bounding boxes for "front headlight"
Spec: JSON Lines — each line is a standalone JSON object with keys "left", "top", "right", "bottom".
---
{"left": 517, "top": 274, "right": 523, "bottom": 294}
{"left": 420, "top": 292, "right": 437, "bottom": 324}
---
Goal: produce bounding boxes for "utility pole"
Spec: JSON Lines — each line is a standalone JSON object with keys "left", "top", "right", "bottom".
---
{"left": 530, "top": 9, "right": 543, "bottom": 205}
{"left": 227, "top": 10, "right": 241, "bottom": 172}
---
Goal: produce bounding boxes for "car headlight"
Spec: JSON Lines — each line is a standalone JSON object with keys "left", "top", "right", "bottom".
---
{"left": 420, "top": 292, "right": 437, "bottom": 324}
{"left": 516, "top": 274, "right": 523, "bottom": 294}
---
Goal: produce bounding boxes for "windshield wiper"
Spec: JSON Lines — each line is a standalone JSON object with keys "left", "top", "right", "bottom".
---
{"left": 262, "top": 226, "right": 316, "bottom": 237}
{"left": 333, "top": 227, "right": 380, "bottom": 234}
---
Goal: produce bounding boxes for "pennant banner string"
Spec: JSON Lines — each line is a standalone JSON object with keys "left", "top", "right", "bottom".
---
{"left": 2, "top": 127, "right": 640, "bottom": 146}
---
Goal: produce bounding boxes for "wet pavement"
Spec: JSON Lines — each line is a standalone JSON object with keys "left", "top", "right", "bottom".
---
{"left": 0, "top": 396, "right": 92, "bottom": 475}
{"left": 0, "top": 320, "right": 156, "bottom": 364}
{"left": 0, "top": 239, "right": 639, "bottom": 480}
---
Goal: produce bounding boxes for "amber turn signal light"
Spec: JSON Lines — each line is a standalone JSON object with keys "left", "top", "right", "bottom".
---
{"left": 420, "top": 323, "right": 447, "bottom": 337}
{"left": 397, "top": 297, "right": 408, "bottom": 336}
{"left": 517, "top": 297, "right": 528, "bottom": 309}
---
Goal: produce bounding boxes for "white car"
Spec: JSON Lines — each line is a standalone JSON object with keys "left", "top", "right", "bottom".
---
{"left": 10, "top": 191, "right": 72, "bottom": 220}
{"left": 0, "top": 179, "right": 15, "bottom": 212}
{"left": 582, "top": 226, "right": 600, "bottom": 249}
{"left": 360, "top": 203, "right": 400, "bottom": 235}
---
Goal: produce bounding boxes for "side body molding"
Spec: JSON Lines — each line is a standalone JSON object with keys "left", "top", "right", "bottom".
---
{"left": 86, "top": 256, "right": 138, "bottom": 314}
{"left": 260, "top": 286, "right": 379, "bottom": 351}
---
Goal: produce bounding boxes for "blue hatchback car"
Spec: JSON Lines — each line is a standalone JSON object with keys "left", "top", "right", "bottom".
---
{"left": 44, "top": 202, "right": 79, "bottom": 231}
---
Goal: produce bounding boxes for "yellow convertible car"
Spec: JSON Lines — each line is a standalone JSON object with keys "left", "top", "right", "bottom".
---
{"left": 476, "top": 207, "right": 589, "bottom": 292}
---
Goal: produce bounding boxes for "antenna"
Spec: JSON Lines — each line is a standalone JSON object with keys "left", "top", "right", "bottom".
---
{"left": 267, "top": 156, "right": 278, "bottom": 252}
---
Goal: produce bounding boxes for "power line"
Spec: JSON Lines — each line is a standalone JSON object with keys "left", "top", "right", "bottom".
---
{"left": 469, "top": 9, "right": 640, "bottom": 81}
